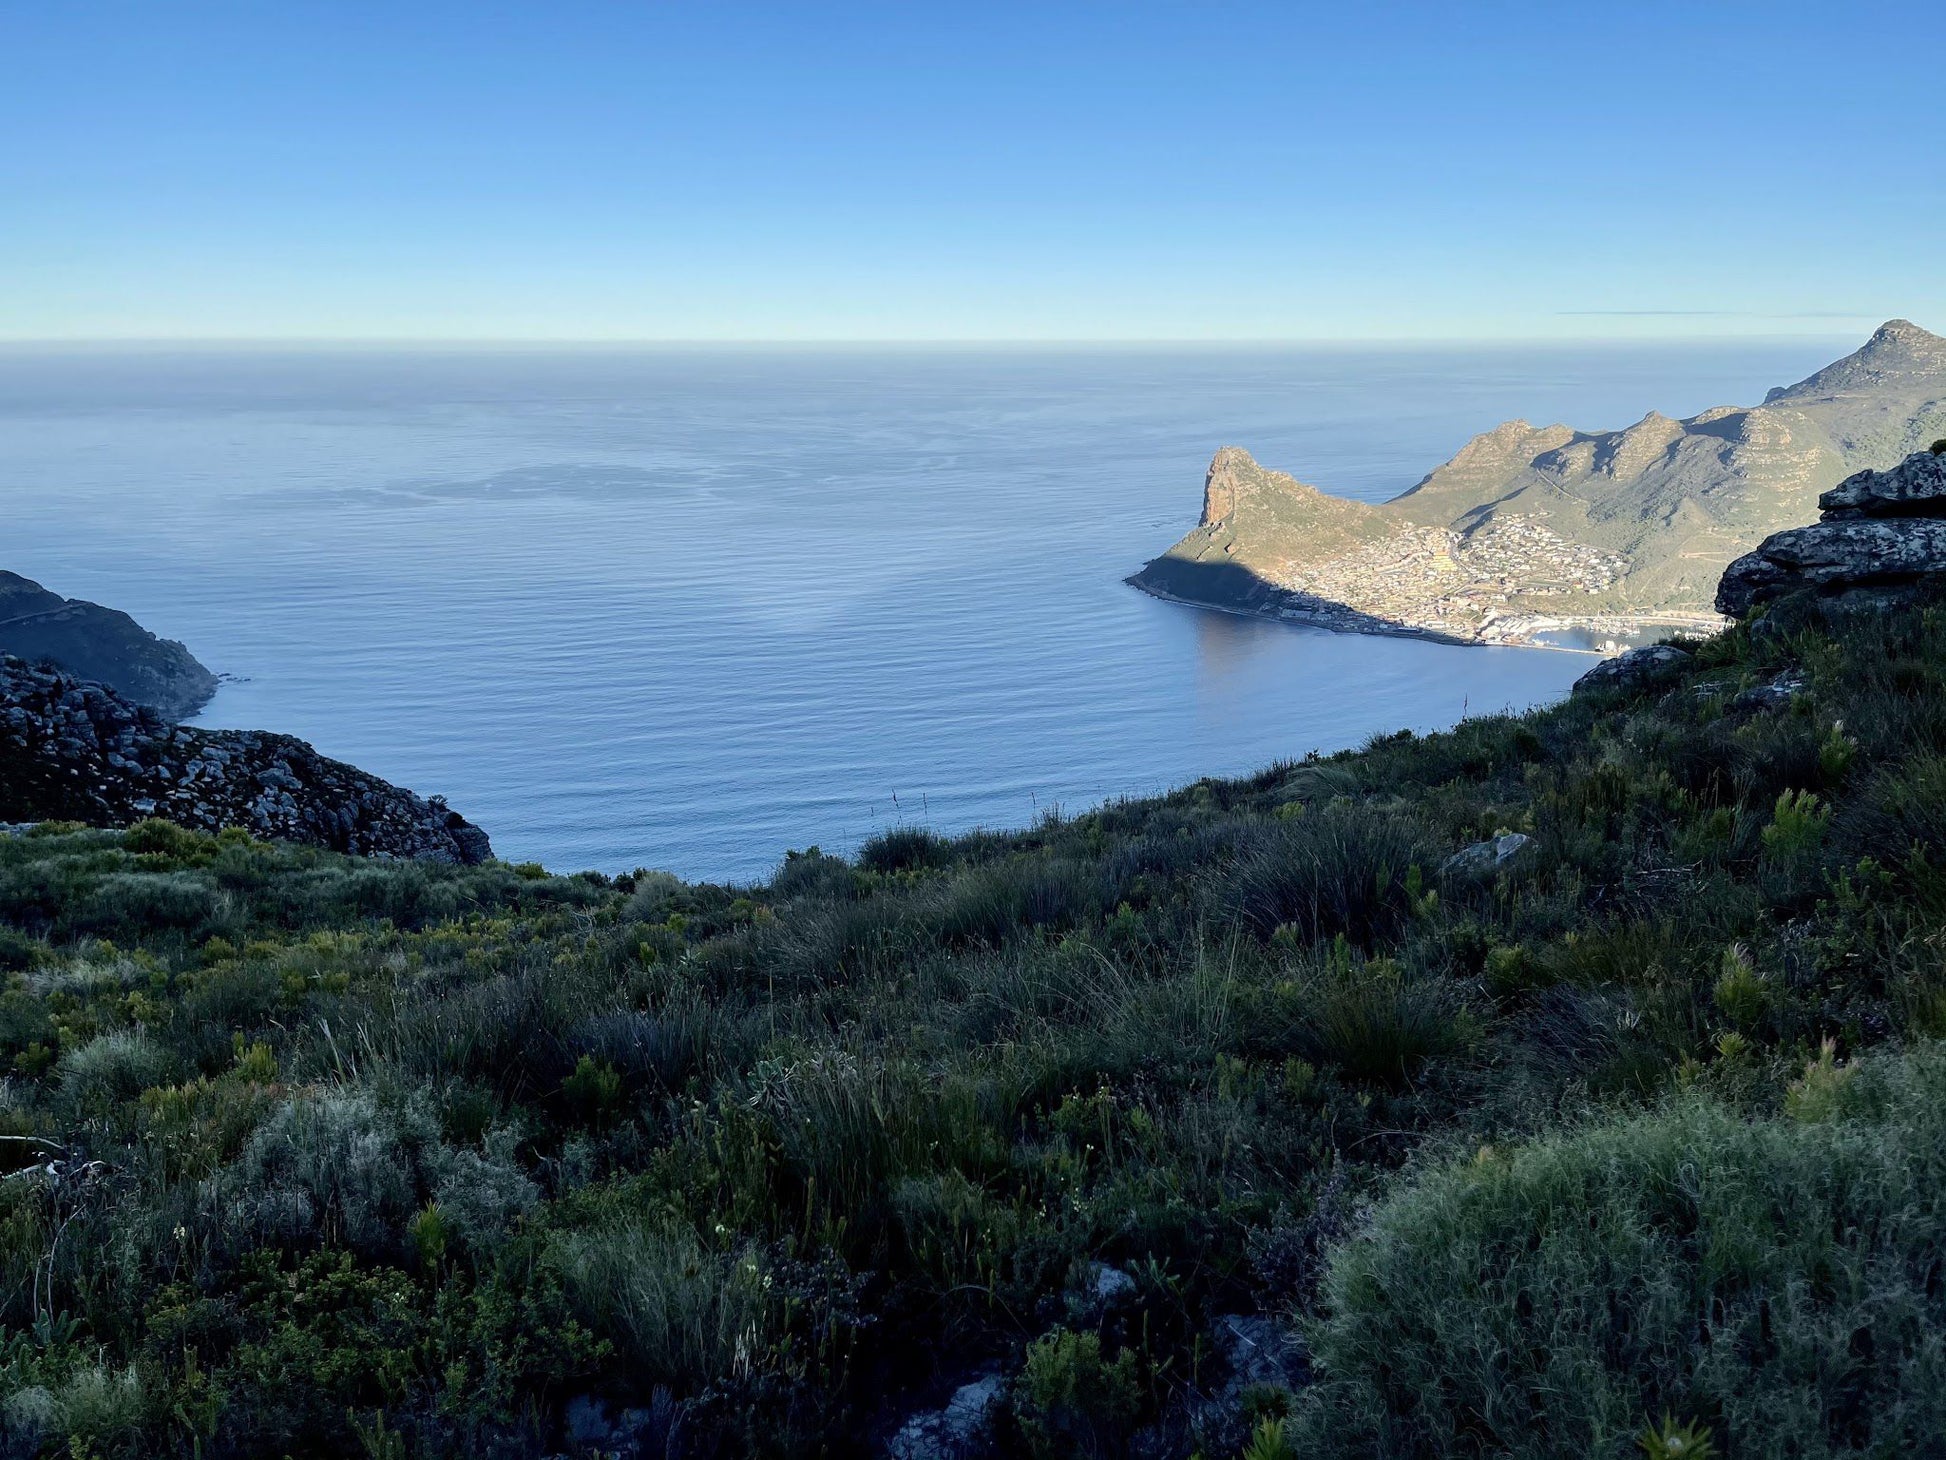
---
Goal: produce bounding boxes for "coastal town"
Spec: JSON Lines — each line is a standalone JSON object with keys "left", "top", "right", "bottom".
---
{"left": 1269, "top": 511, "right": 1638, "bottom": 643}
{"left": 1141, "top": 509, "right": 1714, "bottom": 650}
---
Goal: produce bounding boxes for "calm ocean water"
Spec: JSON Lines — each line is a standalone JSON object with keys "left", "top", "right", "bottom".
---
{"left": 0, "top": 340, "right": 1845, "bottom": 881}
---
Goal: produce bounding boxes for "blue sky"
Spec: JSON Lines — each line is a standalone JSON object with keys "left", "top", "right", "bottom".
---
{"left": 4, "top": 1, "right": 1942, "bottom": 341}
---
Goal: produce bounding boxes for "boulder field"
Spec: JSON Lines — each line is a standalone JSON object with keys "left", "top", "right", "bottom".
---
{"left": 0, "top": 655, "right": 491, "bottom": 863}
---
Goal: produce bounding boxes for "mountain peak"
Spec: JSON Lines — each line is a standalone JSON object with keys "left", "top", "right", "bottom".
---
{"left": 1766, "top": 319, "right": 1946, "bottom": 403}
{"left": 1200, "top": 444, "right": 1351, "bottom": 526}
{"left": 1864, "top": 318, "right": 1944, "bottom": 355}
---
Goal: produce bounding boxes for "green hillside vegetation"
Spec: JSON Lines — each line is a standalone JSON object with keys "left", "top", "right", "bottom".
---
{"left": 3, "top": 586, "right": 1946, "bottom": 1456}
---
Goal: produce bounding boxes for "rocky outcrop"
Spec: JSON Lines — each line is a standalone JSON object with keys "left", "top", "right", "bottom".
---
{"left": 0, "top": 572, "right": 217, "bottom": 720}
{"left": 1817, "top": 448, "right": 1946, "bottom": 519}
{"left": 1573, "top": 643, "right": 1692, "bottom": 696}
{"left": 1717, "top": 448, "right": 1946, "bottom": 618}
{"left": 0, "top": 656, "right": 491, "bottom": 863}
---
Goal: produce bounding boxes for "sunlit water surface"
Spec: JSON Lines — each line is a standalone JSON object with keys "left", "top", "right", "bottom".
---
{"left": 0, "top": 341, "right": 1844, "bottom": 880}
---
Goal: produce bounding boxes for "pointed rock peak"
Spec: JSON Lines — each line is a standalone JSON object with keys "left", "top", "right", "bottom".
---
{"left": 1866, "top": 318, "right": 1942, "bottom": 350}
{"left": 1198, "top": 445, "right": 1358, "bottom": 527}
{"left": 1767, "top": 318, "right": 1946, "bottom": 402}
{"left": 1208, "top": 445, "right": 1260, "bottom": 474}
{"left": 1202, "top": 446, "right": 1266, "bottom": 525}
{"left": 1446, "top": 419, "right": 1573, "bottom": 470}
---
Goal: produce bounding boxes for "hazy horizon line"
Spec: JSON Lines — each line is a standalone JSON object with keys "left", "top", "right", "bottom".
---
{"left": 0, "top": 329, "right": 1875, "bottom": 352}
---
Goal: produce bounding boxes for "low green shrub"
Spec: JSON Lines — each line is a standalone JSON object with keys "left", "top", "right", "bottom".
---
{"left": 1300, "top": 1043, "right": 1946, "bottom": 1459}
{"left": 1013, "top": 1326, "right": 1142, "bottom": 1459}
{"left": 57, "top": 1028, "right": 177, "bottom": 1115}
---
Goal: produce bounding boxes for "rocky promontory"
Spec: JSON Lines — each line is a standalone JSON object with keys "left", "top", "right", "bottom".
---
{"left": 0, "top": 656, "right": 491, "bottom": 863}
{"left": 1134, "top": 320, "right": 1946, "bottom": 647}
{"left": 1718, "top": 445, "right": 1946, "bottom": 617}
{"left": 0, "top": 571, "right": 218, "bottom": 720}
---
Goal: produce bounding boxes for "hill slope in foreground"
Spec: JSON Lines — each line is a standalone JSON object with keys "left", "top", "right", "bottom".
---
{"left": 1133, "top": 319, "right": 1946, "bottom": 645}
{"left": 4, "top": 573, "right": 1946, "bottom": 1455}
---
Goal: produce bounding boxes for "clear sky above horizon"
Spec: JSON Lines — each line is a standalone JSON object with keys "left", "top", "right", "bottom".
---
{"left": 5, "top": 1, "right": 1943, "bottom": 343}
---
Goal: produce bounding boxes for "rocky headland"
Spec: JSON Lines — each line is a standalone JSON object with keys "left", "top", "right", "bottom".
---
{"left": 0, "top": 571, "right": 219, "bottom": 720}
{"left": 0, "top": 655, "right": 491, "bottom": 863}
{"left": 1132, "top": 320, "right": 1946, "bottom": 649}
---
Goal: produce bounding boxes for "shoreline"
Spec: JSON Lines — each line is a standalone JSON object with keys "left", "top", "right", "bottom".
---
{"left": 1125, "top": 574, "right": 1721, "bottom": 657}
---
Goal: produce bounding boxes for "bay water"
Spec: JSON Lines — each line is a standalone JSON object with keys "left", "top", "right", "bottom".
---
{"left": 0, "top": 340, "right": 1845, "bottom": 881}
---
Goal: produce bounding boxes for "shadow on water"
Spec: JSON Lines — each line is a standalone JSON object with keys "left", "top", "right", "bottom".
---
{"left": 1127, "top": 553, "right": 1463, "bottom": 642}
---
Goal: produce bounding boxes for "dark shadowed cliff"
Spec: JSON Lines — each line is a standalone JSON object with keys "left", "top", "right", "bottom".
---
{"left": 0, "top": 570, "right": 218, "bottom": 719}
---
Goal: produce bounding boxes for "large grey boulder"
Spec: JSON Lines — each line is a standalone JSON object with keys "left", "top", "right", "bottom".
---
{"left": 1572, "top": 643, "right": 1692, "bottom": 696}
{"left": 1442, "top": 832, "right": 1537, "bottom": 877}
{"left": 1819, "top": 449, "right": 1946, "bottom": 519}
{"left": 1716, "top": 519, "right": 1946, "bottom": 618}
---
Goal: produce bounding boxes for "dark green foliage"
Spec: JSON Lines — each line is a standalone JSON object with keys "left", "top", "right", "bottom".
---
{"left": 1303, "top": 1045, "right": 1946, "bottom": 1459}
{"left": 1013, "top": 1327, "right": 1143, "bottom": 1458}
{"left": 1227, "top": 805, "right": 1431, "bottom": 945}
{"left": 0, "top": 588, "right": 1939, "bottom": 1455}
{"left": 858, "top": 825, "right": 951, "bottom": 873}
{"left": 1279, "top": 947, "right": 1470, "bottom": 1085}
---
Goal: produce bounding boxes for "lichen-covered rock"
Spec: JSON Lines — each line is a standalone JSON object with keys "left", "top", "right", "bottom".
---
{"left": 1572, "top": 644, "right": 1692, "bottom": 696}
{"left": 1727, "top": 671, "right": 1809, "bottom": 716}
{"left": 1211, "top": 1313, "right": 1305, "bottom": 1393}
{"left": 0, "top": 656, "right": 490, "bottom": 863}
{"left": 1716, "top": 519, "right": 1946, "bottom": 618}
{"left": 1442, "top": 832, "right": 1537, "bottom": 877}
{"left": 885, "top": 1372, "right": 1005, "bottom": 1460}
{"left": 1818, "top": 450, "right": 1946, "bottom": 519}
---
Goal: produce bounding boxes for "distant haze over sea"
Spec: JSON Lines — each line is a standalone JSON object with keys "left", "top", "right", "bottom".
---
{"left": 2, "top": 340, "right": 1849, "bottom": 881}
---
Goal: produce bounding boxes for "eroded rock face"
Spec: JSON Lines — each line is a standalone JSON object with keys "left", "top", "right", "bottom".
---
{"left": 0, "top": 656, "right": 491, "bottom": 863}
{"left": 1718, "top": 449, "right": 1946, "bottom": 618}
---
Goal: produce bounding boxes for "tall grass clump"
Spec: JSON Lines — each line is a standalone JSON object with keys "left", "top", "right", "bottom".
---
{"left": 1227, "top": 806, "right": 1432, "bottom": 947}
{"left": 1279, "top": 946, "right": 1468, "bottom": 1085}
{"left": 546, "top": 1211, "right": 776, "bottom": 1390}
{"left": 858, "top": 826, "right": 951, "bottom": 874}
